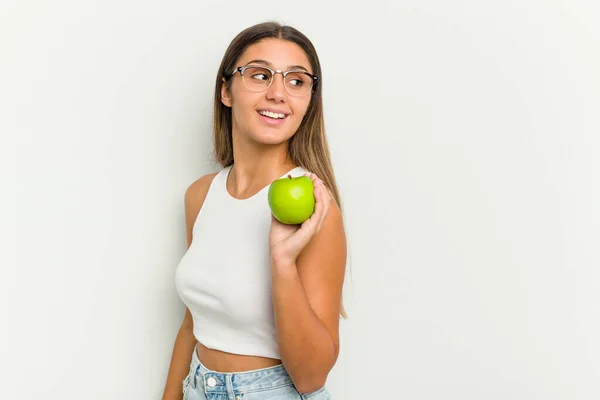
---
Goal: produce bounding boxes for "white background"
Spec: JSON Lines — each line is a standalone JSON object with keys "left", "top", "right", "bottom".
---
{"left": 1, "top": 0, "right": 599, "bottom": 399}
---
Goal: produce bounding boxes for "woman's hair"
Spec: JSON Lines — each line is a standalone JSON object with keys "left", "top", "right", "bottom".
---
{"left": 212, "top": 21, "right": 347, "bottom": 319}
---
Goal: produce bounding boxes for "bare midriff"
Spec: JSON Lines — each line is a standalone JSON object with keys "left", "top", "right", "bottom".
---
{"left": 196, "top": 341, "right": 283, "bottom": 372}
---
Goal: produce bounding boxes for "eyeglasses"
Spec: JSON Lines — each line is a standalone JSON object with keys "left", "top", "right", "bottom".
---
{"left": 227, "top": 65, "right": 318, "bottom": 97}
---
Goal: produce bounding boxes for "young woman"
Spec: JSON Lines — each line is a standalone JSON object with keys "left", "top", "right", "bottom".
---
{"left": 162, "top": 21, "right": 347, "bottom": 400}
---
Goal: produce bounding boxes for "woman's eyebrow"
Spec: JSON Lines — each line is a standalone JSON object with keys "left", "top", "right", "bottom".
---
{"left": 244, "top": 59, "right": 309, "bottom": 73}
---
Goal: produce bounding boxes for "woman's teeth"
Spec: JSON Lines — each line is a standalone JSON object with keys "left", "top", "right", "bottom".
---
{"left": 259, "top": 110, "right": 286, "bottom": 119}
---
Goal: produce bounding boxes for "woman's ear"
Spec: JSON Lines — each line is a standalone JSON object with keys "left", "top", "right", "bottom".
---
{"left": 221, "top": 77, "right": 232, "bottom": 107}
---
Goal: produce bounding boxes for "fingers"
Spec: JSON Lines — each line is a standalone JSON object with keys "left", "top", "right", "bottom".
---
{"left": 308, "top": 173, "right": 330, "bottom": 234}
{"left": 316, "top": 181, "right": 330, "bottom": 233}
{"left": 301, "top": 184, "right": 321, "bottom": 231}
{"left": 287, "top": 173, "right": 330, "bottom": 252}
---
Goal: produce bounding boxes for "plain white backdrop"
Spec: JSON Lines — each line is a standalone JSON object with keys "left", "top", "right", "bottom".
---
{"left": 1, "top": 0, "right": 599, "bottom": 399}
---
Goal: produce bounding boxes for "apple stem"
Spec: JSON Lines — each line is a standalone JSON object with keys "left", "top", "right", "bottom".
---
{"left": 288, "top": 175, "right": 292, "bottom": 179}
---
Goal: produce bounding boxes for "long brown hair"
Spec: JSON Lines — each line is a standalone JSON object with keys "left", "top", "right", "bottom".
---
{"left": 212, "top": 21, "right": 347, "bottom": 319}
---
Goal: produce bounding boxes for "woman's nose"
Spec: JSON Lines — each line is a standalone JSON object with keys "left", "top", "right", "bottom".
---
{"left": 265, "top": 74, "right": 286, "bottom": 101}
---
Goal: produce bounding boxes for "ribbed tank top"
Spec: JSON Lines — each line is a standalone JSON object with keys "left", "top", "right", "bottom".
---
{"left": 174, "top": 164, "right": 309, "bottom": 359}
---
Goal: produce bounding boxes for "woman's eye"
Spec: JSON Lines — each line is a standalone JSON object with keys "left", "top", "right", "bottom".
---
{"left": 251, "top": 73, "right": 270, "bottom": 81}
{"left": 288, "top": 79, "right": 304, "bottom": 87}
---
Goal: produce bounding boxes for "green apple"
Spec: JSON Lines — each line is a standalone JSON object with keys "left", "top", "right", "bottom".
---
{"left": 268, "top": 174, "right": 315, "bottom": 224}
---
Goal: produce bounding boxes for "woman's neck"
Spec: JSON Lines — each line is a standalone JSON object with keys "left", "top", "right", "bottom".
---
{"left": 228, "top": 130, "right": 296, "bottom": 197}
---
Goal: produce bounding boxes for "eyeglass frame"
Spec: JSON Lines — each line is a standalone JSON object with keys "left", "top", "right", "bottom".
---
{"left": 224, "top": 65, "right": 319, "bottom": 96}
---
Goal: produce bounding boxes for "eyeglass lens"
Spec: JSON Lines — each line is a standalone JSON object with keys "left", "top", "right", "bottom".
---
{"left": 242, "top": 67, "right": 313, "bottom": 96}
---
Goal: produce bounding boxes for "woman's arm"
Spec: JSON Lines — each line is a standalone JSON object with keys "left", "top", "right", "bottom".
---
{"left": 161, "top": 309, "right": 197, "bottom": 400}
{"left": 270, "top": 177, "right": 347, "bottom": 394}
{"left": 162, "top": 173, "right": 217, "bottom": 400}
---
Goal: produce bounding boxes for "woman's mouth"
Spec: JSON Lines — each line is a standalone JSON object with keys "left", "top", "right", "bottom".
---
{"left": 257, "top": 110, "right": 288, "bottom": 125}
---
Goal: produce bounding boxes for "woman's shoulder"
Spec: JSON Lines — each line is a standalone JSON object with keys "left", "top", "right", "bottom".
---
{"left": 183, "top": 170, "right": 223, "bottom": 243}
{"left": 185, "top": 164, "right": 231, "bottom": 197}
{"left": 185, "top": 171, "right": 221, "bottom": 202}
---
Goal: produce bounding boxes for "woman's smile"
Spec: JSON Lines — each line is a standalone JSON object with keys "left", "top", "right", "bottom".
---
{"left": 257, "top": 110, "right": 289, "bottom": 126}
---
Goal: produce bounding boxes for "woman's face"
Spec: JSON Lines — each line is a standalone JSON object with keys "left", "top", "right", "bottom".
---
{"left": 221, "top": 38, "right": 314, "bottom": 146}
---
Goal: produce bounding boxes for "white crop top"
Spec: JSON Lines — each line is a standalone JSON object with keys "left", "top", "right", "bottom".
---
{"left": 174, "top": 164, "right": 309, "bottom": 359}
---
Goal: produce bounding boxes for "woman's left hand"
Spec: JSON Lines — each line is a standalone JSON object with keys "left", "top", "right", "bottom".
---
{"left": 269, "top": 173, "right": 331, "bottom": 267}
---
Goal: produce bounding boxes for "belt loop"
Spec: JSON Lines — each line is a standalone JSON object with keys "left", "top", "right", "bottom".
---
{"left": 192, "top": 362, "right": 201, "bottom": 389}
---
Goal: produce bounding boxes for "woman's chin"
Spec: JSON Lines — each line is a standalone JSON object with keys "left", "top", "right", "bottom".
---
{"left": 250, "top": 131, "right": 294, "bottom": 146}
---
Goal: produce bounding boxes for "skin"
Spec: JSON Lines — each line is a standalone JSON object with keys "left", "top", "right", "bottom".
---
{"left": 161, "top": 38, "right": 347, "bottom": 399}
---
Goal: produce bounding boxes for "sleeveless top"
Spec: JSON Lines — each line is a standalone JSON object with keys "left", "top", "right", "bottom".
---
{"left": 174, "top": 164, "right": 310, "bottom": 359}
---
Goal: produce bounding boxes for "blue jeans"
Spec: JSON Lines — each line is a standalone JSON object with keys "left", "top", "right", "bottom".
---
{"left": 182, "top": 346, "right": 332, "bottom": 400}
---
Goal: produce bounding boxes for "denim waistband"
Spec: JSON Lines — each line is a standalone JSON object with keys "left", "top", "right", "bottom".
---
{"left": 188, "top": 345, "right": 294, "bottom": 395}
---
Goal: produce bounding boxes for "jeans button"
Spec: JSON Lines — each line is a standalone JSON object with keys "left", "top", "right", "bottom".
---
{"left": 206, "top": 377, "right": 217, "bottom": 387}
